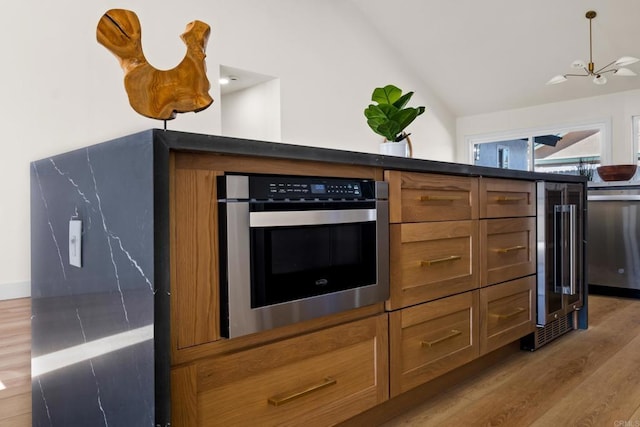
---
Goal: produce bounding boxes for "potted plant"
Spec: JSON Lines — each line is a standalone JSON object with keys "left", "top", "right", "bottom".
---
{"left": 364, "top": 84, "right": 426, "bottom": 157}
{"left": 576, "top": 157, "right": 595, "bottom": 181}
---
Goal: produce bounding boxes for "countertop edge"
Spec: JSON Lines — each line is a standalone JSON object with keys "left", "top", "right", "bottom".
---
{"left": 154, "top": 129, "right": 587, "bottom": 183}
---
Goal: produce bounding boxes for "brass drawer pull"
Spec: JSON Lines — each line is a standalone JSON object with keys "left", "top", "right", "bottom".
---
{"left": 496, "top": 196, "right": 526, "bottom": 202}
{"left": 491, "top": 307, "right": 526, "bottom": 320}
{"left": 420, "top": 255, "right": 461, "bottom": 266}
{"left": 496, "top": 245, "right": 526, "bottom": 254}
{"left": 421, "top": 329, "right": 462, "bottom": 348}
{"left": 419, "top": 195, "right": 462, "bottom": 202}
{"left": 267, "top": 377, "right": 337, "bottom": 407}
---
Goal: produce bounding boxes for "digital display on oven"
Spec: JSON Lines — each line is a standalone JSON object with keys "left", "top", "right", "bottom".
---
{"left": 247, "top": 175, "right": 374, "bottom": 200}
{"left": 311, "top": 184, "right": 326, "bottom": 194}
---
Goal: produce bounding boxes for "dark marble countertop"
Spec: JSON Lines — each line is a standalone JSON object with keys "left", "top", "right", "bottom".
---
{"left": 153, "top": 129, "right": 587, "bottom": 183}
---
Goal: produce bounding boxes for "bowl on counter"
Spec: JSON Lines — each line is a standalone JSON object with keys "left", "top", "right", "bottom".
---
{"left": 596, "top": 164, "right": 638, "bottom": 181}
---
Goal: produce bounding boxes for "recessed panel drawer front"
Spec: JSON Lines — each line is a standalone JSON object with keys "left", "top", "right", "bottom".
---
{"left": 386, "top": 170, "right": 478, "bottom": 223}
{"left": 480, "top": 276, "right": 535, "bottom": 354}
{"left": 479, "top": 178, "right": 536, "bottom": 218}
{"left": 195, "top": 315, "right": 388, "bottom": 427}
{"left": 481, "top": 217, "right": 536, "bottom": 286}
{"left": 389, "top": 221, "right": 479, "bottom": 309}
{"left": 389, "top": 291, "right": 479, "bottom": 396}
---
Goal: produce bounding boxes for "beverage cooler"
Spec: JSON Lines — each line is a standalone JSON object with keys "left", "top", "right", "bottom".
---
{"left": 522, "top": 181, "right": 587, "bottom": 350}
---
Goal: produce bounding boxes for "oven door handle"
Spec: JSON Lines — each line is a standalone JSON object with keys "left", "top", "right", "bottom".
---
{"left": 249, "top": 208, "right": 376, "bottom": 228}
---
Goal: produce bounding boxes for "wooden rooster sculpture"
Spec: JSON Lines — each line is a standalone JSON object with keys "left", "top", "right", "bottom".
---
{"left": 97, "top": 9, "right": 213, "bottom": 120}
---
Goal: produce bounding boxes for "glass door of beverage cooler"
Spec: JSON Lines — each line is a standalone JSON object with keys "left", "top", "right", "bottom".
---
{"left": 537, "top": 182, "right": 565, "bottom": 325}
{"left": 537, "top": 181, "right": 584, "bottom": 326}
{"left": 563, "top": 183, "right": 584, "bottom": 313}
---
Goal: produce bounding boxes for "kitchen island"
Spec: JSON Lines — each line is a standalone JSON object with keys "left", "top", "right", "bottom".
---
{"left": 30, "top": 129, "right": 587, "bottom": 426}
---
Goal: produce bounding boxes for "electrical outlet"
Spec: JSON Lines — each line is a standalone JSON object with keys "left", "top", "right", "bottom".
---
{"left": 69, "top": 220, "right": 82, "bottom": 268}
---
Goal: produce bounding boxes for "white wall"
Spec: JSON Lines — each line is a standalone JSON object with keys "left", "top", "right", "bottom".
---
{"left": 1, "top": 0, "right": 456, "bottom": 297}
{"left": 221, "top": 79, "right": 282, "bottom": 142}
{"left": 456, "top": 89, "right": 640, "bottom": 165}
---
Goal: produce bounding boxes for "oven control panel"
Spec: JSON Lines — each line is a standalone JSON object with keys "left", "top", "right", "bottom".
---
{"left": 247, "top": 175, "right": 375, "bottom": 200}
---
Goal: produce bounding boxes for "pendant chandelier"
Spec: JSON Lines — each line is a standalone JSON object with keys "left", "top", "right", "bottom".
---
{"left": 547, "top": 10, "right": 639, "bottom": 85}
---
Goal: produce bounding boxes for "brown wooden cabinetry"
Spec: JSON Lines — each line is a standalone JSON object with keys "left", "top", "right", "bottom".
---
{"left": 389, "top": 220, "right": 478, "bottom": 309}
{"left": 385, "top": 170, "right": 537, "bottom": 396}
{"left": 170, "top": 152, "right": 387, "bottom": 426}
{"left": 170, "top": 152, "right": 382, "bottom": 357}
{"left": 479, "top": 178, "right": 536, "bottom": 218}
{"left": 385, "top": 171, "right": 480, "bottom": 311}
{"left": 172, "top": 314, "right": 389, "bottom": 427}
{"left": 389, "top": 291, "right": 479, "bottom": 397}
{"left": 171, "top": 153, "right": 541, "bottom": 424}
{"left": 386, "top": 171, "right": 478, "bottom": 223}
{"left": 477, "top": 178, "right": 537, "bottom": 354}
{"left": 385, "top": 171, "right": 481, "bottom": 395}
{"left": 480, "top": 217, "right": 536, "bottom": 286}
{"left": 172, "top": 166, "right": 222, "bottom": 349}
{"left": 479, "top": 276, "right": 535, "bottom": 354}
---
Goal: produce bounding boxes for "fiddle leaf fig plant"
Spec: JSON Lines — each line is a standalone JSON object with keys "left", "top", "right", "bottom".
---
{"left": 364, "top": 84, "right": 426, "bottom": 142}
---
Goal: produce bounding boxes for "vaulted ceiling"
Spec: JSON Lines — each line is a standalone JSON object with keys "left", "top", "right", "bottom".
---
{"left": 350, "top": 0, "right": 640, "bottom": 117}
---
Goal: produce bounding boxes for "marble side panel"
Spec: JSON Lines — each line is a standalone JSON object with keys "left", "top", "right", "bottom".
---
{"left": 30, "top": 135, "right": 158, "bottom": 426}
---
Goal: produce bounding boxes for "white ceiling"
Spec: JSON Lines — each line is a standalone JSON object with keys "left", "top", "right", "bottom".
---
{"left": 219, "top": 65, "right": 277, "bottom": 95}
{"left": 350, "top": 0, "right": 640, "bottom": 117}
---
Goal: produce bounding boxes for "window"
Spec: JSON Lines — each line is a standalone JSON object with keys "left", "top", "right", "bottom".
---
{"left": 497, "top": 146, "right": 510, "bottom": 169}
{"left": 470, "top": 123, "right": 606, "bottom": 179}
{"left": 473, "top": 139, "right": 529, "bottom": 171}
{"left": 533, "top": 130, "right": 600, "bottom": 178}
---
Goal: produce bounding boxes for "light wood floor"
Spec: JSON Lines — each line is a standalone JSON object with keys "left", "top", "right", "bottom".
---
{"left": 1, "top": 295, "right": 638, "bottom": 427}
{"left": 0, "top": 297, "right": 31, "bottom": 427}
{"left": 383, "top": 294, "right": 640, "bottom": 426}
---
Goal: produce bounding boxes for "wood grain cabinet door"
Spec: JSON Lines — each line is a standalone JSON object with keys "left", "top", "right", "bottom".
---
{"left": 183, "top": 314, "right": 388, "bottom": 427}
{"left": 172, "top": 167, "right": 222, "bottom": 350}
{"left": 480, "top": 276, "right": 535, "bottom": 354}
{"left": 480, "top": 217, "right": 536, "bottom": 286}
{"left": 386, "top": 171, "right": 478, "bottom": 223}
{"left": 388, "top": 220, "right": 479, "bottom": 310}
{"left": 389, "top": 291, "right": 479, "bottom": 397}
{"left": 479, "top": 178, "right": 536, "bottom": 218}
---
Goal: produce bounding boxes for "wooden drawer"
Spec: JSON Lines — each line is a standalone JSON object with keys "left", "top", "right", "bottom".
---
{"left": 388, "top": 220, "right": 479, "bottom": 310}
{"left": 386, "top": 170, "right": 478, "bottom": 223}
{"left": 480, "top": 217, "right": 536, "bottom": 286}
{"left": 183, "top": 315, "right": 388, "bottom": 427}
{"left": 389, "top": 291, "right": 479, "bottom": 397}
{"left": 479, "top": 178, "right": 536, "bottom": 218}
{"left": 480, "top": 276, "right": 535, "bottom": 354}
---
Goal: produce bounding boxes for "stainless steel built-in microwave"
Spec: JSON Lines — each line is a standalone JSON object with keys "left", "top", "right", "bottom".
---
{"left": 217, "top": 173, "right": 389, "bottom": 338}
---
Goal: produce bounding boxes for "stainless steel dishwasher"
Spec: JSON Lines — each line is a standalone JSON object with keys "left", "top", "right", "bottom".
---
{"left": 587, "top": 183, "right": 640, "bottom": 297}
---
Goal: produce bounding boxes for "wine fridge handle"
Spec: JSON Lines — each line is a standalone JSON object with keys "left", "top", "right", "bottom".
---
{"left": 568, "top": 204, "right": 577, "bottom": 296}
{"left": 553, "top": 205, "right": 563, "bottom": 294}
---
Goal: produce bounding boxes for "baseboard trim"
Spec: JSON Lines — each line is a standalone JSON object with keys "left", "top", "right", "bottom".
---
{"left": 589, "top": 284, "right": 640, "bottom": 299}
{"left": 0, "top": 281, "right": 31, "bottom": 300}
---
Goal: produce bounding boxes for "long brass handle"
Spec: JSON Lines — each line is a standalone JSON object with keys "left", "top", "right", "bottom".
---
{"left": 496, "top": 245, "right": 526, "bottom": 254}
{"left": 496, "top": 196, "right": 526, "bottom": 202}
{"left": 491, "top": 307, "right": 526, "bottom": 320}
{"left": 419, "top": 195, "right": 461, "bottom": 202}
{"left": 268, "top": 377, "right": 337, "bottom": 407}
{"left": 421, "top": 329, "right": 462, "bottom": 348}
{"left": 420, "top": 255, "right": 461, "bottom": 267}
